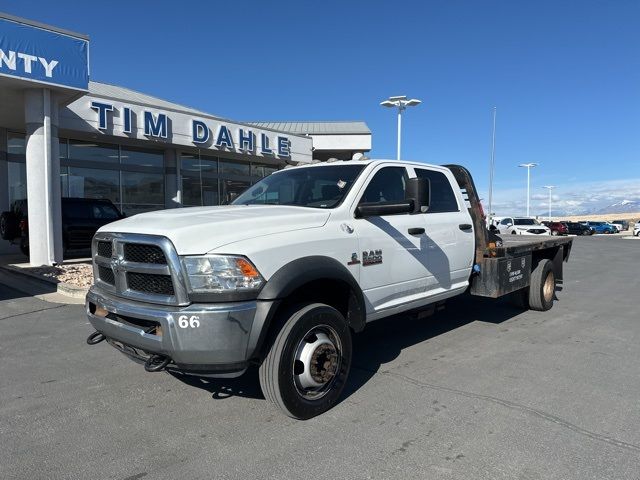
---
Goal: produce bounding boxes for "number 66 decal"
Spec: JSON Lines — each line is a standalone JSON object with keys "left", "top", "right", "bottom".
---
{"left": 177, "top": 315, "right": 200, "bottom": 328}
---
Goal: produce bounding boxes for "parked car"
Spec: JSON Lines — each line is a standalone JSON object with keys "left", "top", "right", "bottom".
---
{"left": 496, "top": 217, "right": 551, "bottom": 235}
{"left": 1, "top": 198, "right": 124, "bottom": 257}
{"left": 634, "top": 221, "right": 640, "bottom": 237}
{"left": 606, "top": 222, "right": 621, "bottom": 233}
{"left": 611, "top": 220, "right": 629, "bottom": 231}
{"left": 541, "top": 221, "right": 568, "bottom": 236}
{"left": 584, "top": 221, "right": 616, "bottom": 234}
{"left": 562, "top": 221, "right": 593, "bottom": 236}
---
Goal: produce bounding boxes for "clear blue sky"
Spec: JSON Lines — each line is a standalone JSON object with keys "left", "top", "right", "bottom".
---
{"left": 7, "top": 1, "right": 640, "bottom": 215}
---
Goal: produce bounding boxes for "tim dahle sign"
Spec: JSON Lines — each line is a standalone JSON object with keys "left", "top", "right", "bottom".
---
{"left": 90, "top": 101, "right": 292, "bottom": 158}
{"left": 0, "top": 16, "right": 89, "bottom": 90}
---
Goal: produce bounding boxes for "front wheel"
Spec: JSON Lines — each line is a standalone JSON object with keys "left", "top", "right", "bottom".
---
{"left": 259, "top": 303, "right": 352, "bottom": 419}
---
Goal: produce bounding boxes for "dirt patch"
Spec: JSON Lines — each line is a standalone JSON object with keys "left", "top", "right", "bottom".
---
{"left": 23, "top": 263, "right": 93, "bottom": 288}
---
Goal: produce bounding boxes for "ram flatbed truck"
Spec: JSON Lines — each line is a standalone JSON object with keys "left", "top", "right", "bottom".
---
{"left": 85, "top": 159, "right": 572, "bottom": 419}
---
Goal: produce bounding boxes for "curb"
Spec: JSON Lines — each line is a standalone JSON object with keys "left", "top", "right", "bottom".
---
{"left": 0, "top": 264, "right": 88, "bottom": 303}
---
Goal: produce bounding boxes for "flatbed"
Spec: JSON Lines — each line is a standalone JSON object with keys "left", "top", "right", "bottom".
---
{"left": 445, "top": 165, "right": 573, "bottom": 300}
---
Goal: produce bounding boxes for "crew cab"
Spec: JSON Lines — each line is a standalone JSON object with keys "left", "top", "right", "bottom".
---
{"left": 497, "top": 217, "right": 551, "bottom": 235}
{"left": 85, "top": 160, "right": 572, "bottom": 419}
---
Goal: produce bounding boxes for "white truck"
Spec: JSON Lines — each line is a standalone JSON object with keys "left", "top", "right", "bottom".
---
{"left": 86, "top": 160, "right": 572, "bottom": 419}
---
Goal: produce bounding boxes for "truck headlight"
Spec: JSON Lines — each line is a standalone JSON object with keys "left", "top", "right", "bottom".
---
{"left": 182, "top": 255, "right": 264, "bottom": 294}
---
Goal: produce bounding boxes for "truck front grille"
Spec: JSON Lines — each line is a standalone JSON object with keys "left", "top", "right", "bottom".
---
{"left": 124, "top": 244, "right": 167, "bottom": 264}
{"left": 98, "top": 265, "right": 115, "bottom": 285}
{"left": 97, "top": 241, "right": 113, "bottom": 258}
{"left": 126, "top": 272, "right": 175, "bottom": 296}
{"left": 92, "top": 233, "right": 188, "bottom": 306}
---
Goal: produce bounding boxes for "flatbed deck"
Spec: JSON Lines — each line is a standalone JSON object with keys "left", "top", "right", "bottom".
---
{"left": 493, "top": 235, "right": 573, "bottom": 257}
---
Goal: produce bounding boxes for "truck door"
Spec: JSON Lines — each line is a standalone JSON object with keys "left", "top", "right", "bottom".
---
{"left": 351, "top": 165, "right": 431, "bottom": 315}
{"left": 413, "top": 167, "right": 474, "bottom": 293}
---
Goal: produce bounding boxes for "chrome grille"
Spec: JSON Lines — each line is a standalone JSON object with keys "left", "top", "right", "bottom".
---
{"left": 97, "top": 241, "right": 113, "bottom": 258}
{"left": 92, "top": 233, "right": 189, "bottom": 306}
{"left": 98, "top": 265, "right": 115, "bottom": 285}
{"left": 124, "top": 244, "right": 166, "bottom": 264}
{"left": 126, "top": 272, "right": 174, "bottom": 296}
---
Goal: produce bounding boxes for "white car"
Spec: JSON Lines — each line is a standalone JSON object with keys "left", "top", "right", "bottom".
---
{"left": 496, "top": 217, "right": 551, "bottom": 235}
{"left": 634, "top": 222, "right": 640, "bottom": 237}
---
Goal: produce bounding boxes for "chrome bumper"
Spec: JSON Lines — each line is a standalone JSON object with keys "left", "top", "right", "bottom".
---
{"left": 86, "top": 286, "right": 258, "bottom": 374}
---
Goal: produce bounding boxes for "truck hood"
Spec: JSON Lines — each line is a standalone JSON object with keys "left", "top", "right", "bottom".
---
{"left": 98, "top": 205, "right": 331, "bottom": 255}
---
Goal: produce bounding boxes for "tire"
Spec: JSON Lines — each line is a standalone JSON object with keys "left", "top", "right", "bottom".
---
{"left": 511, "top": 230, "right": 517, "bottom": 235}
{"left": 582, "top": 230, "right": 590, "bottom": 236}
{"left": 259, "top": 303, "right": 352, "bottom": 420}
{"left": 528, "top": 259, "right": 555, "bottom": 311}
{"left": 19, "top": 237, "right": 29, "bottom": 257}
{"left": 0, "top": 212, "right": 18, "bottom": 240}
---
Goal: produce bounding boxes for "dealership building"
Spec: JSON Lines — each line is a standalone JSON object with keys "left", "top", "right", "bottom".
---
{"left": 0, "top": 12, "right": 371, "bottom": 265}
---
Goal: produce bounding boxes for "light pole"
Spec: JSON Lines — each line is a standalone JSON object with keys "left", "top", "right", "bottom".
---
{"left": 488, "top": 106, "right": 497, "bottom": 222}
{"left": 380, "top": 95, "right": 421, "bottom": 160}
{"left": 518, "top": 163, "right": 538, "bottom": 216}
{"left": 542, "top": 185, "right": 555, "bottom": 221}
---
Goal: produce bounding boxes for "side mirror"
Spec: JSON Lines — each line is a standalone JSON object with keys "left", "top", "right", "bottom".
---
{"left": 406, "top": 177, "right": 430, "bottom": 214}
{"left": 355, "top": 200, "right": 414, "bottom": 218}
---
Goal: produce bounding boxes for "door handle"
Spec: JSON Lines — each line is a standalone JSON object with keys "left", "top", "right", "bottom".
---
{"left": 459, "top": 224, "right": 472, "bottom": 231}
{"left": 408, "top": 227, "right": 425, "bottom": 235}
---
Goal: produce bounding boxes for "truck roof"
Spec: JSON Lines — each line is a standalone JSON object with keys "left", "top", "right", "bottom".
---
{"left": 284, "top": 159, "right": 447, "bottom": 171}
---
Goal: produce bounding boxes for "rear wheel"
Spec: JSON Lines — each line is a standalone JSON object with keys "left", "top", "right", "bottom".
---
{"left": 528, "top": 259, "right": 555, "bottom": 311}
{"left": 259, "top": 303, "right": 352, "bottom": 420}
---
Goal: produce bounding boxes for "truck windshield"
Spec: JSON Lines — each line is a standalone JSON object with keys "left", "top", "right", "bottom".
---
{"left": 233, "top": 164, "right": 365, "bottom": 208}
{"left": 514, "top": 219, "right": 539, "bottom": 226}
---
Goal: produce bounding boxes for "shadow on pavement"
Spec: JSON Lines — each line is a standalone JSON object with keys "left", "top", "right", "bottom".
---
{"left": 171, "top": 292, "right": 524, "bottom": 404}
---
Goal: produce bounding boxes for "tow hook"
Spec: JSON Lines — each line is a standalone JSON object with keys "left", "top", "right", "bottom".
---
{"left": 86, "top": 331, "right": 106, "bottom": 345}
{"left": 144, "top": 354, "right": 170, "bottom": 372}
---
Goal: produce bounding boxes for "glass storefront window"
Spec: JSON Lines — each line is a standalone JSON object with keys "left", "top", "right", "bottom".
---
{"left": 264, "top": 166, "right": 278, "bottom": 176}
{"left": 68, "top": 167, "right": 120, "bottom": 204}
{"left": 69, "top": 140, "right": 119, "bottom": 163}
{"left": 8, "top": 162, "right": 27, "bottom": 203}
{"left": 251, "top": 164, "right": 264, "bottom": 178}
{"left": 220, "top": 160, "right": 250, "bottom": 176}
{"left": 221, "top": 179, "right": 250, "bottom": 205}
{"left": 122, "top": 172, "right": 164, "bottom": 206}
{"left": 7, "top": 132, "right": 25, "bottom": 161}
{"left": 59, "top": 138, "right": 68, "bottom": 159}
{"left": 121, "top": 146, "right": 164, "bottom": 167}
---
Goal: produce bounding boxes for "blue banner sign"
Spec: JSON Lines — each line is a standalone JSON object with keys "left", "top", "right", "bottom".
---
{"left": 0, "top": 16, "right": 89, "bottom": 90}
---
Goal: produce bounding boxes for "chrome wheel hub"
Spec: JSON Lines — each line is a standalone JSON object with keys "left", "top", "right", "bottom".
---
{"left": 293, "top": 326, "right": 341, "bottom": 400}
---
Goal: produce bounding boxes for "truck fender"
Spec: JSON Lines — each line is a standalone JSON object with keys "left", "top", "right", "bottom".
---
{"left": 247, "top": 256, "right": 366, "bottom": 361}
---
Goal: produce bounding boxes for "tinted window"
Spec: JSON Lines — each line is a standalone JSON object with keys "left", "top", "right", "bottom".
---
{"left": 360, "top": 167, "right": 407, "bottom": 204}
{"left": 514, "top": 219, "right": 537, "bottom": 225}
{"left": 92, "top": 204, "right": 120, "bottom": 220}
{"left": 415, "top": 169, "right": 459, "bottom": 213}
{"left": 500, "top": 218, "right": 512, "bottom": 225}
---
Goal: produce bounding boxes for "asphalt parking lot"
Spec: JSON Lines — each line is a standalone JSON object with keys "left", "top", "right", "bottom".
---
{"left": 1, "top": 235, "right": 639, "bottom": 480}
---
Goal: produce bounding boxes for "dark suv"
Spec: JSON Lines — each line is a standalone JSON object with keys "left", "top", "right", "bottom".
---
{"left": 1, "top": 198, "right": 123, "bottom": 257}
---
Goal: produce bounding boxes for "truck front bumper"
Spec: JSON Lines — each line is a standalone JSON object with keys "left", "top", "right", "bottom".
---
{"left": 86, "top": 287, "right": 263, "bottom": 376}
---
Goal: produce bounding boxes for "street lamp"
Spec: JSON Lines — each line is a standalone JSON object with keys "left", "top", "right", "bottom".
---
{"left": 380, "top": 95, "right": 421, "bottom": 160}
{"left": 518, "top": 163, "right": 538, "bottom": 216}
{"left": 542, "top": 185, "right": 556, "bottom": 221}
